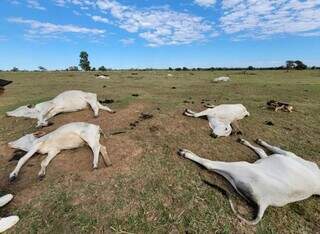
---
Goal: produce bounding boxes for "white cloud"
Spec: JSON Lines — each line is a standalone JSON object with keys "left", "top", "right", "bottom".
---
{"left": 7, "top": 17, "right": 105, "bottom": 40}
{"left": 53, "top": 0, "right": 95, "bottom": 7}
{"left": 27, "top": 0, "right": 46, "bottom": 10}
{"left": 194, "top": 0, "right": 216, "bottom": 7}
{"left": 220, "top": 0, "right": 320, "bottom": 38}
{"left": 120, "top": 38, "right": 135, "bottom": 45}
{"left": 92, "top": 15, "right": 110, "bottom": 24}
{"left": 96, "top": 0, "right": 214, "bottom": 46}
{"left": 49, "top": 0, "right": 320, "bottom": 44}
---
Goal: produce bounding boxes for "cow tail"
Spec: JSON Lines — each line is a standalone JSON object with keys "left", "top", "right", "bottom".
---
{"left": 201, "top": 176, "right": 260, "bottom": 225}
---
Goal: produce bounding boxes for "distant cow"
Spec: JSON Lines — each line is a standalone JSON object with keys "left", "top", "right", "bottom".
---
{"left": 0, "top": 194, "right": 19, "bottom": 232}
{"left": 6, "top": 90, "right": 115, "bottom": 127}
{"left": 8, "top": 122, "right": 112, "bottom": 181}
{"left": 214, "top": 77, "right": 230, "bottom": 82}
{"left": 178, "top": 139, "right": 320, "bottom": 225}
{"left": 184, "top": 104, "right": 249, "bottom": 137}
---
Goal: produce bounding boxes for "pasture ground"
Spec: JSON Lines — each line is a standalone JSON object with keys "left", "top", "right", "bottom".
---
{"left": 0, "top": 70, "right": 320, "bottom": 233}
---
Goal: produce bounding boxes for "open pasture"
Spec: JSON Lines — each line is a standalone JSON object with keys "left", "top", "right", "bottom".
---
{"left": 0, "top": 70, "right": 320, "bottom": 233}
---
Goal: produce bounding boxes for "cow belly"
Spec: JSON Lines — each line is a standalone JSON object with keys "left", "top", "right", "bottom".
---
{"left": 55, "top": 99, "right": 88, "bottom": 112}
{"left": 39, "top": 134, "right": 85, "bottom": 153}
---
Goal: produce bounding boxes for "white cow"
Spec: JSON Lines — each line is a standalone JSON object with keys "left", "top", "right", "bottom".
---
{"left": 178, "top": 139, "right": 320, "bottom": 225}
{"left": 8, "top": 122, "right": 112, "bottom": 181}
{"left": 214, "top": 76, "right": 230, "bottom": 82}
{"left": 0, "top": 194, "right": 19, "bottom": 233}
{"left": 6, "top": 90, "right": 115, "bottom": 127}
{"left": 184, "top": 104, "right": 249, "bottom": 137}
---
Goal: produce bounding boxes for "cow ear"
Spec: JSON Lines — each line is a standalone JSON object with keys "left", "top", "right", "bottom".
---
{"left": 33, "top": 131, "right": 46, "bottom": 138}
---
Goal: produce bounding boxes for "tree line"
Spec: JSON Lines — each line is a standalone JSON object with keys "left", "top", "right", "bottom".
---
{"left": 3, "top": 51, "right": 319, "bottom": 72}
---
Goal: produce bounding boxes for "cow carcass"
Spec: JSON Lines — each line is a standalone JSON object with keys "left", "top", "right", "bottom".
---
{"left": 6, "top": 90, "right": 115, "bottom": 127}
{"left": 184, "top": 104, "right": 249, "bottom": 137}
{"left": 178, "top": 139, "right": 320, "bottom": 225}
{"left": 8, "top": 122, "right": 112, "bottom": 181}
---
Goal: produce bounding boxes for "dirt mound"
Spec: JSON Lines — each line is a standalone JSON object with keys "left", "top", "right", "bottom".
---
{"left": 0, "top": 103, "right": 145, "bottom": 205}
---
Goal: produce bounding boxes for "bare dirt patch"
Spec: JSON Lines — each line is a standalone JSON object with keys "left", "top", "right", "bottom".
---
{"left": 0, "top": 103, "right": 147, "bottom": 206}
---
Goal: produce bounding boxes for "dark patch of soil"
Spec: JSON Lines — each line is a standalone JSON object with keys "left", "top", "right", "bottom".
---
{"left": 99, "top": 99, "right": 114, "bottom": 104}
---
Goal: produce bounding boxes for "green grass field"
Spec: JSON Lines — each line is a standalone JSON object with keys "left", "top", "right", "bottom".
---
{"left": 0, "top": 70, "right": 320, "bottom": 233}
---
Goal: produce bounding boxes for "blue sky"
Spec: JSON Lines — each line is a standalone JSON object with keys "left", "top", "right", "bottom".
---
{"left": 0, "top": 0, "right": 319, "bottom": 70}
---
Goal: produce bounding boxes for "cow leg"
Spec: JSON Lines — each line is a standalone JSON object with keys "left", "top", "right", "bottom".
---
{"left": 177, "top": 149, "right": 231, "bottom": 171}
{"left": 239, "top": 139, "right": 268, "bottom": 159}
{"left": 97, "top": 102, "right": 115, "bottom": 113}
{"left": 256, "top": 139, "right": 294, "bottom": 156}
{"left": 42, "top": 108, "right": 60, "bottom": 122}
{"left": 100, "top": 145, "right": 112, "bottom": 167}
{"left": 86, "top": 100, "right": 99, "bottom": 117}
{"left": 184, "top": 109, "right": 209, "bottom": 118}
{"left": 85, "top": 137, "right": 101, "bottom": 169}
{"left": 92, "top": 144, "right": 100, "bottom": 169}
{"left": 38, "top": 150, "right": 59, "bottom": 179}
{"left": 9, "top": 147, "right": 38, "bottom": 181}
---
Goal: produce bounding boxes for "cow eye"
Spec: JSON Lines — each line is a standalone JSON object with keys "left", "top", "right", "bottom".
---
{"left": 225, "top": 127, "right": 228, "bottom": 131}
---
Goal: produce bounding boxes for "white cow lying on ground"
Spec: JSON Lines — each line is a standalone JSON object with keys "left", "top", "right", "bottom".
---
{"left": 178, "top": 139, "right": 320, "bottom": 225}
{"left": 8, "top": 122, "right": 112, "bottom": 181}
{"left": 0, "top": 194, "right": 19, "bottom": 233}
{"left": 6, "top": 90, "right": 115, "bottom": 127}
{"left": 184, "top": 104, "right": 249, "bottom": 137}
{"left": 214, "top": 76, "right": 230, "bottom": 82}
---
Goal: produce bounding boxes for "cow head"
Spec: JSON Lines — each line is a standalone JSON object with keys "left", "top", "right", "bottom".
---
{"left": 8, "top": 134, "right": 37, "bottom": 152}
{"left": 6, "top": 105, "right": 39, "bottom": 119}
{"left": 8, "top": 131, "right": 46, "bottom": 152}
{"left": 211, "top": 124, "right": 232, "bottom": 138}
{"left": 208, "top": 117, "right": 233, "bottom": 138}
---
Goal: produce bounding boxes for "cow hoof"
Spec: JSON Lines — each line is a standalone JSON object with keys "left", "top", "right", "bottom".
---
{"left": 9, "top": 174, "right": 17, "bottom": 182}
{"left": 237, "top": 138, "right": 245, "bottom": 144}
{"left": 256, "top": 139, "right": 263, "bottom": 144}
{"left": 111, "top": 111, "right": 116, "bottom": 114}
{"left": 38, "top": 174, "right": 45, "bottom": 181}
{"left": 93, "top": 166, "right": 98, "bottom": 170}
{"left": 177, "top": 149, "right": 185, "bottom": 157}
{"left": 210, "top": 133, "right": 218, "bottom": 138}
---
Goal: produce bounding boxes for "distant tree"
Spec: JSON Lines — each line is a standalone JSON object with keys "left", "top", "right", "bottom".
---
{"left": 311, "top": 66, "right": 316, "bottom": 70}
{"left": 91, "top": 67, "right": 96, "bottom": 71}
{"left": 286, "top": 60, "right": 296, "bottom": 69}
{"left": 294, "top": 60, "right": 307, "bottom": 70}
{"left": 175, "top": 67, "right": 182, "bottom": 71}
{"left": 79, "top": 51, "right": 91, "bottom": 71}
{"left": 38, "top": 66, "right": 47, "bottom": 71}
{"left": 11, "top": 67, "right": 19, "bottom": 72}
{"left": 168, "top": 67, "right": 173, "bottom": 71}
{"left": 182, "top": 67, "right": 189, "bottom": 71}
{"left": 98, "top": 66, "right": 107, "bottom": 71}
{"left": 248, "top": 66, "right": 254, "bottom": 70}
{"left": 68, "top": 66, "right": 79, "bottom": 71}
